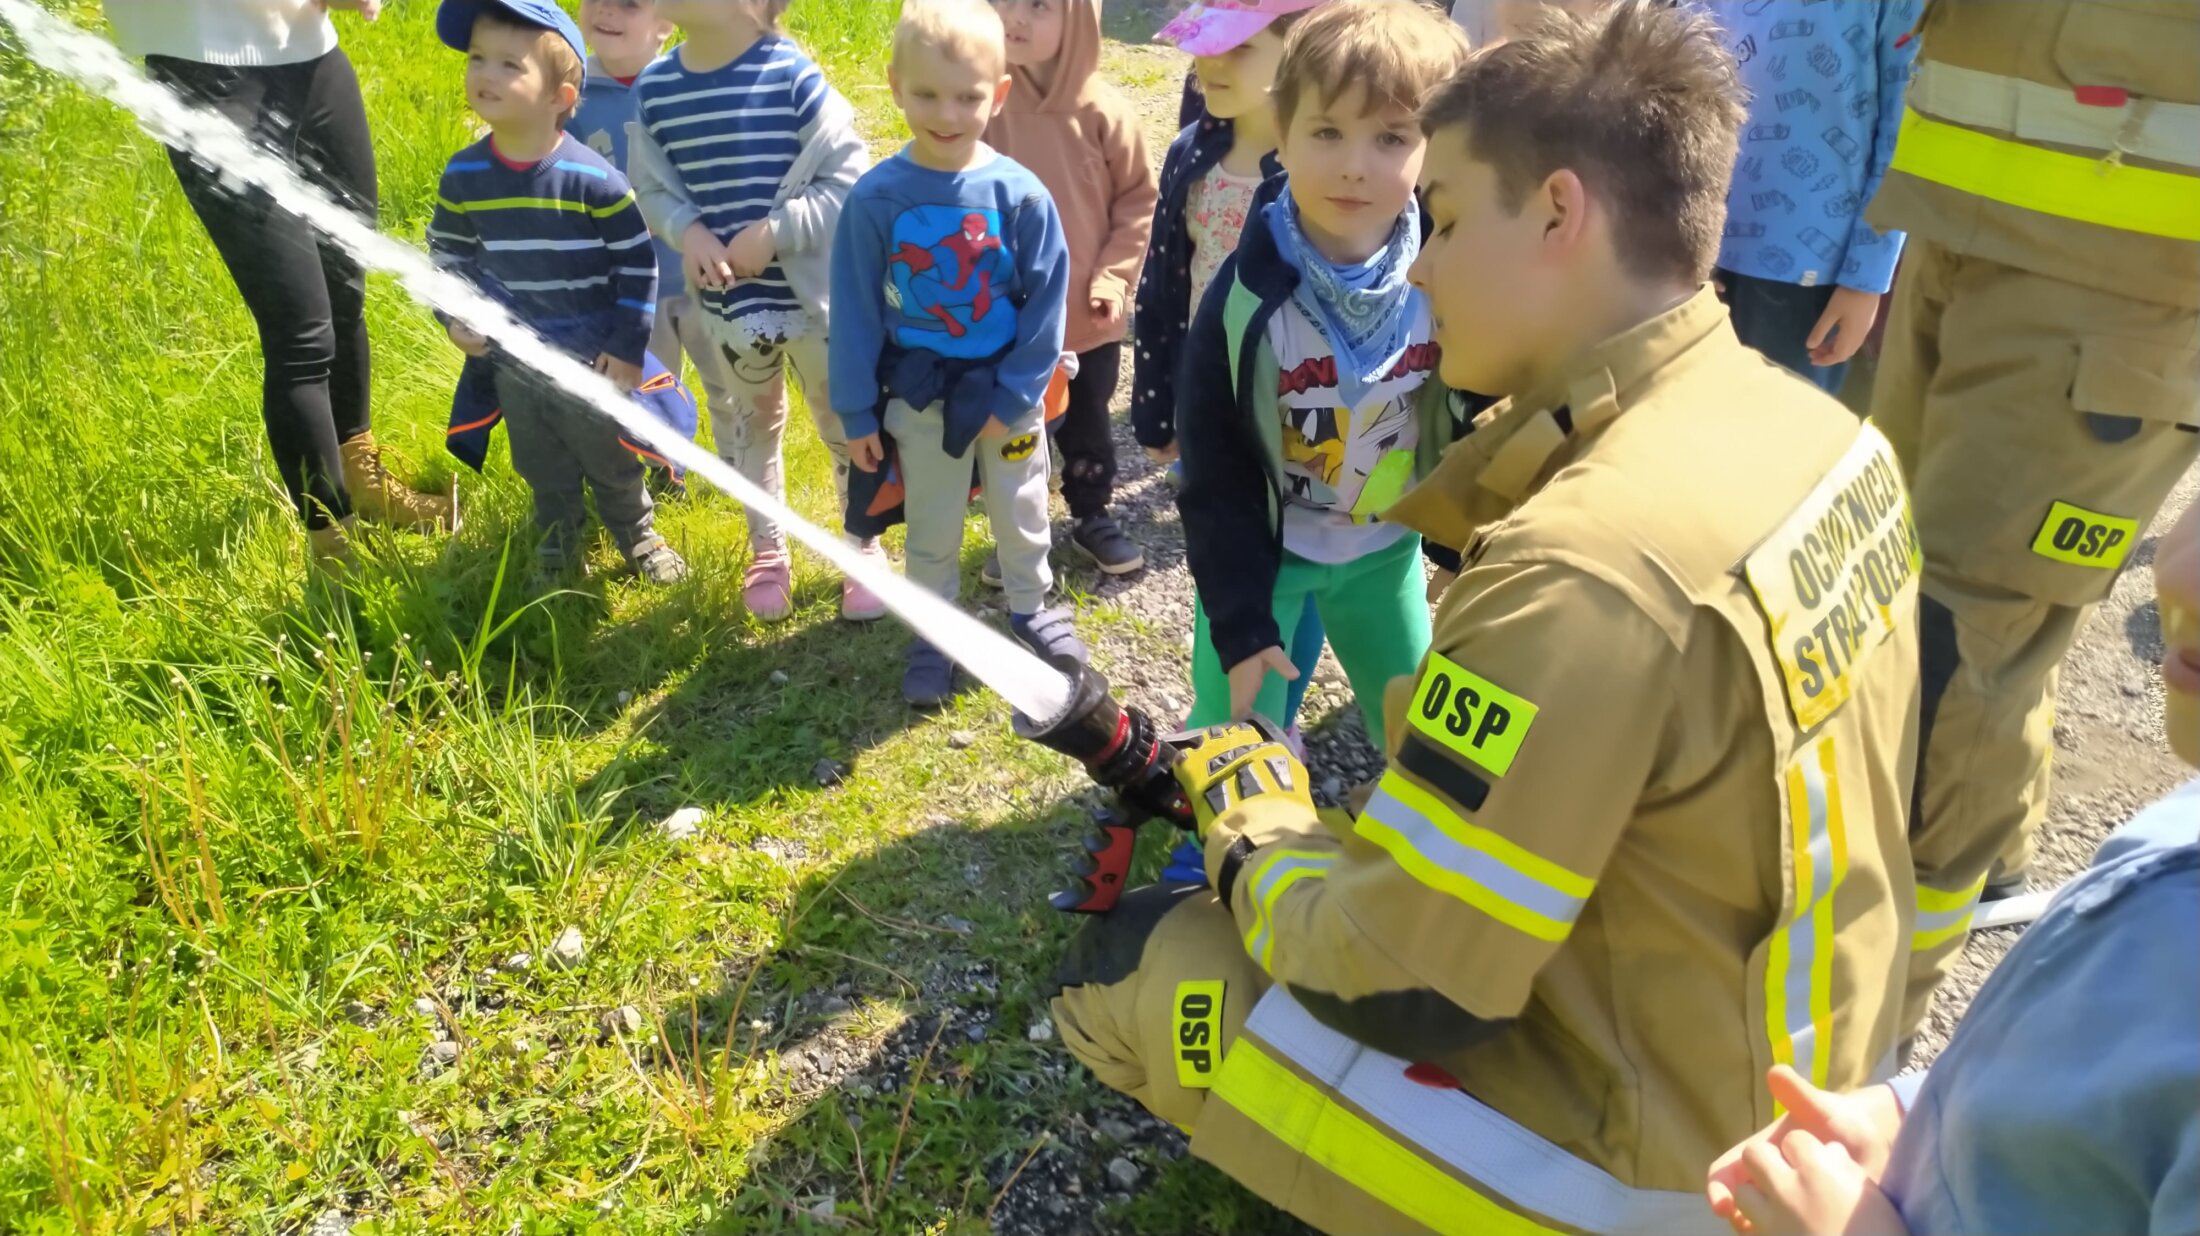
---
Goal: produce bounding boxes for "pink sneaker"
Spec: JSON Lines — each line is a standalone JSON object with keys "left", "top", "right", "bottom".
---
{"left": 743, "top": 551, "right": 793, "bottom": 622}
{"left": 841, "top": 541, "right": 889, "bottom": 622}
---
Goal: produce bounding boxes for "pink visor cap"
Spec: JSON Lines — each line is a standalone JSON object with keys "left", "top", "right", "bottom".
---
{"left": 1157, "top": 0, "right": 1330, "bottom": 56}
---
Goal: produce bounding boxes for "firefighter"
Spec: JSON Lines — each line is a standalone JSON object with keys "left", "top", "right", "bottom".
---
{"left": 1050, "top": 4, "right": 1924, "bottom": 1232}
{"left": 1866, "top": 0, "right": 2200, "bottom": 1037}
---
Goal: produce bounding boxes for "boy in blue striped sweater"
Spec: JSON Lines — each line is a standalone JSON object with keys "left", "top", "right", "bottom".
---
{"left": 428, "top": 0, "right": 686, "bottom": 584}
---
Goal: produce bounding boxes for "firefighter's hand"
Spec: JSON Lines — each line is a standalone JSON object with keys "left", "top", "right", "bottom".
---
{"left": 1168, "top": 716, "right": 1312, "bottom": 840}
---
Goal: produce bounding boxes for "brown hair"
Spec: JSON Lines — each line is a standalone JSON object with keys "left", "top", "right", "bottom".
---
{"left": 1272, "top": 0, "right": 1472, "bottom": 130}
{"left": 476, "top": 8, "right": 586, "bottom": 124}
{"left": 1419, "top": 0, "right": 1744, "bottom": 284}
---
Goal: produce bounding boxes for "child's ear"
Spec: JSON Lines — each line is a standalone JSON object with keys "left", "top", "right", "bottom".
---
{"left": 558, "top": 80, "right": 582, "bottom": 112}
{"left": 990, "top": 72, "right": 1014, "bottom": 114}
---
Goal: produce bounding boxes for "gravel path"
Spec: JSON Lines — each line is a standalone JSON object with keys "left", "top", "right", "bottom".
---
{"left": 974, "top": 28, "right": 2199, "bottom": 1231}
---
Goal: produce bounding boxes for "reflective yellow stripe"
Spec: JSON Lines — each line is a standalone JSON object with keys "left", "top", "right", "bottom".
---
{"left": 1213, "top": 1039, "right": 1562, "bottom": 1236}
{"left": 1912, "top": 874, "right": 1989, "bottom": 952}
{"left": 1240, "top": 850, "right": 1334, "bottom": 973}
{"left": 1765, "top": 737, "right": 1845, "bottom": 1109}
{"left": 1354, "top": 773, "right": 1593, "bottom": 944}
{"left": 1889, "top": 107, "right": 2200, "bottom": 241}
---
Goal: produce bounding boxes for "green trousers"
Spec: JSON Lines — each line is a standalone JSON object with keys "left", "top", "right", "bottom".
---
{"left": 1188, "top": 532, "right": 1431, "bottom": 750}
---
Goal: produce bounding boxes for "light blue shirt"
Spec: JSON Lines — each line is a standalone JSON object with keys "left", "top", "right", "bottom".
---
{"left": 569, "top": 60, "right": 684, "bottom": 299}
{"left": 1704, "top": 0, "right": 1921, "bottom": 293}
{"left": 1883, "top": 777, "right": 2200, "bottom": 1235}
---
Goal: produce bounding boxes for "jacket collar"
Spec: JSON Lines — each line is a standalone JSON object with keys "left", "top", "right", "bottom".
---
{"left": 1385, "top": 284, "right": 1729, "bottom": 547}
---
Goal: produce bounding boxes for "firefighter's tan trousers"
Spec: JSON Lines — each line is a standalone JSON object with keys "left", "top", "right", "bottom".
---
{"left": 1051, "top": 883, "right": 1444, "bottom": 1235}
{"left": 1872, "top": 241, "right": 2198, "bottom": 1035}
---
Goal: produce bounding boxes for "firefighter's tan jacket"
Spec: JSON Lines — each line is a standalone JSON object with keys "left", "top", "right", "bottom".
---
{"left": 1191, "top": 289, "right": 1922, "bottom": 1224}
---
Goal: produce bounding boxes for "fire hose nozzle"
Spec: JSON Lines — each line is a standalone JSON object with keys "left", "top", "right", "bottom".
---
{"left": 1014, "top": 664, "right": 1194, "bottom": 913}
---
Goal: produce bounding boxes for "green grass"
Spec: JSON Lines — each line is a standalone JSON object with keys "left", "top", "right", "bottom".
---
{"left": 0, "top": 2, "right": 1289, "bottom": 1232}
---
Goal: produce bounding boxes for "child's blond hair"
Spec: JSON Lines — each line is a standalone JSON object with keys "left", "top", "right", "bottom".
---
{"left": 892, "top": 0, "right": 1007, "bottom": 78}
{"left": 476, "top": 8, "right": 586, "bottom": 125}
{"left": 1273, "top": 0, "right": 1471, "bottom": 129}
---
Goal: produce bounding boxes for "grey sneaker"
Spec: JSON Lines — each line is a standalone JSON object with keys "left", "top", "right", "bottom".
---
{"left": 535, "top": 534, "right": 588, "bottom": 587}
{"left": 1070, "top": 514, "right": 1143, "bottom": 575}
{"left": 980, "top": 550, "right": 1004, "bottom": 589}
{"left": 1009, "top": 605, "right": 1088, "bottom": 669}
{"left": 629, "top": 537, "right": 689, "bottom": 585}
{"left": 903, "top": 639, "right": 957, "bottom": 708}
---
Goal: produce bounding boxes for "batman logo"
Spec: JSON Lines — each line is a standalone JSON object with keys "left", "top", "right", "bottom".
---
{"left": 1000, "top": 433, "right": 1038, "bottom": 462}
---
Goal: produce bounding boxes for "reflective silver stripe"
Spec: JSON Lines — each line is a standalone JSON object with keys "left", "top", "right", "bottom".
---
{"left": 1357, "top": 776, "right": 1592, "bottom": 942}
{"left": 1245, "top": 991, "right": 1725, "bottom": 1235}
{"left": 1910, "top": 60, "right": 2200, "bottom": 169}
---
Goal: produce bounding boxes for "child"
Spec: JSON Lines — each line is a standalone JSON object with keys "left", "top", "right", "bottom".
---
{"left": 567, "top": 0, "right": 695, "bottom": 496}
{"left": 426, "top": 0, "right": 687, "bottom": 585}
{"left": 627, "top": 0, "right": 881, "bottom": 623}
{"left": 831, "top": 0, "right": 1082, "bottom": 707}
{"left": 1141, "top": 0, "right": 1332, "bottom": 743}
{"left": 985, "top": 0, "right": 1158, "bottom": 576}
{"left": 1177, "top": 0, "right": 1469, "bottom": 743}
{"left": 1710, "top": 0, "right": 1921, "bottom": 392}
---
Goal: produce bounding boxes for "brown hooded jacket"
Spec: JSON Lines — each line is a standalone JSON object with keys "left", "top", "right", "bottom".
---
{"left": 985, "top": 0, "right": 1158, "bottom": 355}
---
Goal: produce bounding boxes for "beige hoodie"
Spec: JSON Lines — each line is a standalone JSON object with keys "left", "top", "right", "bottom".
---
{"left": 985, "top": 0, "right": 1158, "bottom": 355}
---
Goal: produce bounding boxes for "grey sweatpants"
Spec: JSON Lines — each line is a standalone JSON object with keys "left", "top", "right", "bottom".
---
{"left": 494, "top": 362, "right": 657, "bottom": 558}
{"left": 882, "top": 398, "right": 1053, "bottom": 615}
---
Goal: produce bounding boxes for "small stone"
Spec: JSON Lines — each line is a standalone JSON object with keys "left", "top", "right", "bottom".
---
{"left": 813, "top": 758, "right": 847, "bottom": 787}
{"left": 769, "top": 669, "right": 790, "bottom": 685}
{"left": 966, "top": 1023, "right": 988, "bottom": 1043}
{"left": 505, "top": 952, "right": 533, "bottom": 971}
{"left": 616, "top": 690, "right": 633, "bottom": 706}
{"left": 603, "top": 1005, "right": 643, "bottom": 1037}
{"left": 939, "top": 915, "right": 975, "bottom": 935}
{"left": 1107, "top": 1157, "right": 1142, "bottom": 1190}
{"left": 1320, "top": 776, "right": 1343, "bottom": 802}
{"left": 948, "top": 730, "right": 977, "bottom": 749}
{"left": 548, "top": 926, "right": 586, "bottom": 969}
{"left": 296, "top": 1043, "right": 324, "bottom": 1071}
{"left": 808, "top": 1195, "right": 836, "bottom": 1219}
{"left": 1027, "top": 1016, "right": 1056, "bottom": 1043}
{"left": 306, "top": 1208, "right": 351, "bottom": 1236}
{"left": 819, "top": 995, "right": 852, "bottom": 1016}
{"left": 411, "top": 997, "right": 440, "bottom": 1018}
{"left": 420, "top": 1040, "right": 459, "bottom": 1076}
{"left": 1097, "top": 1116, "right": 1138, "bottom": 1143}
{"left": 340, "top": 1000, "right": 376, "bottom": 1027}
{"left": 657, "top": 806, "right": 705, "bottom": 841}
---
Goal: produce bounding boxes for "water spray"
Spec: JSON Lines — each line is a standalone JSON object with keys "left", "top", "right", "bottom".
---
{"left": 1, "top": 0, "right": 1199, "bottom": 911}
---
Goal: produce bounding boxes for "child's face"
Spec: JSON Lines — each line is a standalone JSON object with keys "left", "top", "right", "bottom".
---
{"left": 890, "top": 40, "right": 1013, "bottom": 170}
{"left": 1410, "top": 127, "right": 1561, "bottom": 396}
{"left": 581, "top": 0, "right": 672, "bottom": 69}
{"left": 1192, "top": 28, "right": 1288, "bottom": 122}
{"left": 996, "top": 0, "right": 1065, "bottom": 69}
{"left": 2158, "top": 499, "right": 2200, "bottom": 766}
{"left": 1279, "top": 86, "right": 1426, "bottom": 262}
{"left": 465, "top": 20, "right": 567, "bottom": 130}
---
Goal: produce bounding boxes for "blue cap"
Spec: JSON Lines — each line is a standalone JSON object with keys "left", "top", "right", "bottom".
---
{"left": 436, "top": 0, "right": 588, "bottom": 67}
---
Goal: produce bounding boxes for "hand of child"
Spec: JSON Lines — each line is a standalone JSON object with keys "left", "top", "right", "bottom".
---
{"left": 595, "top": 352, "right": 642, "bottom": 393}
{"left": 1807, "top": 286, "right": 1882, "bottom": 368}
{"left": 319, "top": 0, "right": 381, "bottom": 19}
{"left": 725, "top": 219, "right": 777, "bottom": 280}
{"left": 848, "top": 432, "right": 885, "bottom": 473}
{"left": 978, "top": 416, "right": 1015, "bottom": 440}
{"left": 1090, "top": 293, "right": 1123, "bottom": 325}
{"left": 1145, "top": 440, "right": 1179, "bottom": 466}
{"left": 447, "top": 320, "right": 490, "bottom": 357}
{"left": 1715, "top": 1130, "right": 1911, "bottom": 1236}
{"left": 1426, "top": 567, "right": 1457, "bottom": 604}
{"left": 683, "top": 221, "right": 734, "bottom": 290}
{"left": 1226, "top": 647, "right": 1299, "bottom": 722}
{"left": 1708, "top": 1067, "right": 1905, "bottom": 1227}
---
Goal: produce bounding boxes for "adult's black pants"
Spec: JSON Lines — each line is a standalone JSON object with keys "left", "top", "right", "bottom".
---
{"left": 148, "top": 50, "right": 378, "bottom": 529}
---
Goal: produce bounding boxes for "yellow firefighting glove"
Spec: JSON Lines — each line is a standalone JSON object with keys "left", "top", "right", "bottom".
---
{"left": 1168, "top": 716, "right": 1314, "bottom": 842}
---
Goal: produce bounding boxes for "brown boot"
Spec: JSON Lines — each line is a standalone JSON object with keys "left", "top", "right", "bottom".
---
{"left": 307, "top": 516, "right": 359, "bottom": 577}
{"left": 340, "top": 432, "right": 457, "bottom": 531}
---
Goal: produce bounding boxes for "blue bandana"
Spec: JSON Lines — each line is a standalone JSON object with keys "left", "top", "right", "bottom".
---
{"left": 1264, "top": 188, "right": 1422, "bottom": 410}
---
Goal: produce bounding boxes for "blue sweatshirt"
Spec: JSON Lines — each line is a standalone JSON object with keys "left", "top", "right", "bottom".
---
{"left": 568, "top": 59, "right": 684, "bottom": 300}
{"left": 829, "top": 148, "right": 1069, "bottom": 450}
{"left": 1882, "top": 778, "right": 2199, "bottom": 1235}
{"left": 1707, "top": 0, "right": 1920, "bottom": 294}
{"left": 425, "top": 133, "right": 658, "bottom": 366}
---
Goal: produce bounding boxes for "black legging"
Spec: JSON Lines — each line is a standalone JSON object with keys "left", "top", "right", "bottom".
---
{"left": 1056, "top": 340, "right": 1123, "bottom": 520}
{"left": 147, "top": 50, "right": 377, "bottom": 529}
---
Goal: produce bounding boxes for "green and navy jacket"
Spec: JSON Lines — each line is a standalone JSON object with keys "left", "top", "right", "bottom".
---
{"left": 1177, "top": 177, "right": 1489, "bottom": 670}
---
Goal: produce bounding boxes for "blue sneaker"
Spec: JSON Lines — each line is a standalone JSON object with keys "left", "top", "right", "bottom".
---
{"left": 903, "top": 639, "right": 956, "bottom": 709}
{"left": 1166, "top": 458, "right": 1184, "bottom": 489}
{"left": 1009, "top": 606, "right": 1088, "bottom": 669}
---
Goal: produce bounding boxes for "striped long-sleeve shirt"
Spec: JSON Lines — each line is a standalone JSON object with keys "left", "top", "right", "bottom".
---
{"left": 425, "top": 133, "right": 658, "bottom": 365}
{"left": 634, "top": 37, "right": 824, "bottom": 343}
